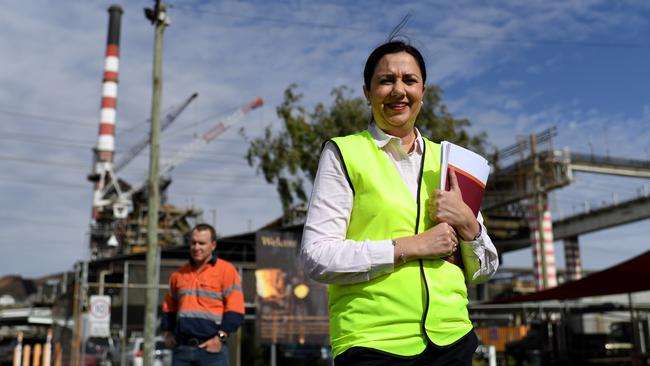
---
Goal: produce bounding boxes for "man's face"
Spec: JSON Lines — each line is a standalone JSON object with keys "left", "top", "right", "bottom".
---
{"left": 190, "top": 229, "right": 216, "bottom": 265}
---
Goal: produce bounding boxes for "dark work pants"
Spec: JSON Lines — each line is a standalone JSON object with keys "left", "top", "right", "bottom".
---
{"left": 334, "top": 331, "right": 478, "bottom": 366}
{"left": 172, "top": 344, "right": 229, "bottom": 366}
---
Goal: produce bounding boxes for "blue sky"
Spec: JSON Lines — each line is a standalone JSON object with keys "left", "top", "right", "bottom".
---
{"left": 1, "top": 0, "right": 649, "bottom": 278}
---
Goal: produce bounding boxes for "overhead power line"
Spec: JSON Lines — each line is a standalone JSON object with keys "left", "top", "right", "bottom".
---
{"left": 0, "top": 107, "right": 96, "bottom": 127}
{"left": 0, "top": 214, "right": 85, "bottom": 228}
{"left": 0, "top": 131, "right": 250, "bottom": 159}
{"left": 0, "top": 153, "right": 253, "bottom": 170}
{"left": 169, "top": 190, "right": 277, "bottom": 200}
{"left": 0, "top": 174, "right": 270, "bottom": 189}
{"left": 0, "top": 154, "right": 87, "bottom": 169}
{"left": 0, "top": 177, "right": 87, "bottom": 189}
{"left": 0, "top": 105, "right": 190, "bottom": 136}
{"left": 0, "top": 132, "right": 91, "bottom": 147}
{"left": 171, "top": 4, "right": 369, "bottom": 32}
{"left": 170, "top": 4, "right": 650, "bottom": 50}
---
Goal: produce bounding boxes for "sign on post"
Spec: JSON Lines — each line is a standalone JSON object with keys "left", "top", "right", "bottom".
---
{"left": 88, "top": 295, "right": 111, "bottom": 337}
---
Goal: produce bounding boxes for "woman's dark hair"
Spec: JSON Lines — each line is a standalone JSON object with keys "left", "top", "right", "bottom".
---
{"left": 363, "top": 41, "right": 427, "bottom": 90}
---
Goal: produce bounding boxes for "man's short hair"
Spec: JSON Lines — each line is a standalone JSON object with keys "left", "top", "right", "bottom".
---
{"left": 192, "top": 223, "right": 217, "bottom": 242}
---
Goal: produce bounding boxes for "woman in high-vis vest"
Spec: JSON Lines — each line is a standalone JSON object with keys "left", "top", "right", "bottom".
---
{"left": 301, "top": 40, "right": 499, "bottom": 366}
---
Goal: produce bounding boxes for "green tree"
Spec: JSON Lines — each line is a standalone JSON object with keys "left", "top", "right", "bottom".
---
{"left": 244, "top": 83, "right": 487, "bottom": 213}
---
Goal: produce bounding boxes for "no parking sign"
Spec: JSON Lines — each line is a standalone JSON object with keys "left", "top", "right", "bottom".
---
{"left": 88, "top": 295, "right": 111, "bottom": 337}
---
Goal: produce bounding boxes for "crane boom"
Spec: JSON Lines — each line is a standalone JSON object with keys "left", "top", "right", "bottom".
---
{"left": 128, "top": 97, "right": 263, "bottom": 194}
{"left": 114, "top": 92, "right": 198, "bottom": 172}
{"left": 161, "top": 96, "right": 263, "bottom": 175}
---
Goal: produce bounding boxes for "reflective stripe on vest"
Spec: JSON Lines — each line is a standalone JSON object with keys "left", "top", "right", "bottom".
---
{"left": 328, "top": 131, "right": 471, "bottom": 357}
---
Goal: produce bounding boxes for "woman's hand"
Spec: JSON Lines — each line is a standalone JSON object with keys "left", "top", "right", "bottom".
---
{"left": 417, "top": 222, "right": 459, "bottom": 258}
{"left": 394, "top": 222, "right": 458, "bottom": 263}
{"left": 429, "top": 169, "right": 479, "bottom": 241}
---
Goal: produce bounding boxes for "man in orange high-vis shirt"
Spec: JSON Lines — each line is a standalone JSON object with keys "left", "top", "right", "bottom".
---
{"left": 162, "top": 223, "right": 244, "bottom": 366}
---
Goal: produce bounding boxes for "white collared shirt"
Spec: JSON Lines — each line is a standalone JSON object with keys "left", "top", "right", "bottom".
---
{"left": 300, "top": 122, "right": 499, "bottom": 284}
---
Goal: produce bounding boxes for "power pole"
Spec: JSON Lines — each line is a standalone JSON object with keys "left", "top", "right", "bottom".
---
{"left": 143, "top": 2, "right": 170, "bottom": 366}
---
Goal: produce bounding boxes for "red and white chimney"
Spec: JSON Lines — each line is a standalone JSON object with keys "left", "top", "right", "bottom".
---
{"left": 96, "top": 4, "right": 122, "bottom": 165}
{"left": 90, "top": 5, "right": 123, "bottom": 221}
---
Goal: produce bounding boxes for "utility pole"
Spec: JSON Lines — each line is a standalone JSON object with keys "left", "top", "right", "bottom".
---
{"left": 70, "top": 263, "right": 81, "bottom": 366}
{"left": 143, "top": 2, "right": 169, "bottom": 366}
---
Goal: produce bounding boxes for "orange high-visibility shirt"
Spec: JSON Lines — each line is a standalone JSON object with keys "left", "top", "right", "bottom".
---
{"left": 162, "top": 256, "right": 244, "bottom": 337}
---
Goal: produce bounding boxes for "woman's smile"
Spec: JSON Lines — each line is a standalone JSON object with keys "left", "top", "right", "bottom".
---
{"left": 364, "top": 51, "right": 425, "bottom": 137}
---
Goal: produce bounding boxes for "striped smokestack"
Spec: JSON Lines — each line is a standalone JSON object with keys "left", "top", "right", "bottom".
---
{"left": 96, "top": 5, "right": 122, "bottom": 162}
{"left": 90, "top": 4, "right": 123, "bottom": 224}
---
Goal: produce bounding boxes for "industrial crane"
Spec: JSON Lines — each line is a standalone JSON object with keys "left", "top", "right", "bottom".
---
{"left": 162, "top": 96, "right": 263, "bottom": 176}
{"left": 114, "top": 92, "right": 198, "bottom": 172}
{"left": 127, "top": 96, "right": 264, "bottom": 198}
{"left": 92, "top": 95, "right": 261, "bottom": 219}
{"left": 94, "top": 96, "right": 264, "bottom": 254}
{"left": 90, "top": 93, "right": 199, "bottom": 219}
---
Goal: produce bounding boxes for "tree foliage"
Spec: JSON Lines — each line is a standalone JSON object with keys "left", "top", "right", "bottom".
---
{"left": 244, "top": 83, "right": 487, "bottom": 213}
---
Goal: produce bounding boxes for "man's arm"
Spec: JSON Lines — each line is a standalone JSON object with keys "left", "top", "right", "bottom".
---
{"left": 199, "top": 264, "right": 245, "bottom": 352}
{"left": 220, "top": 264, "right": 245, "bottom": 334}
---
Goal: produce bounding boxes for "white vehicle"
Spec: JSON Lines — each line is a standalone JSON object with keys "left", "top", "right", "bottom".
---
{"left": 127, "top": 337, "right": 172, "bottom": 366}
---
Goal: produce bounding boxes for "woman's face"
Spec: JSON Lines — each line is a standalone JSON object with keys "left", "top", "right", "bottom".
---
{"left": 364, "top": 51, "right": 425, "bottom": 136}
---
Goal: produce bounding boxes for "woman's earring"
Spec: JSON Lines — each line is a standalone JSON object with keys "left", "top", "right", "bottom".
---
{"left": 421, "top": 100, "right": 424, "bottom": 105}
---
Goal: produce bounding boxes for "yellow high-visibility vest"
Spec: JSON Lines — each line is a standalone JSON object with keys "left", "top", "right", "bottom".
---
{"left": 327, "top": 130, "right": 472, "bottom": 357}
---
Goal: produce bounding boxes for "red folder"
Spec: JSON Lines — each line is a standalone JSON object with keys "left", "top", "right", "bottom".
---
{"left": 439, "top": 141, "right": 490, "bottom": 267}
{"left": 440, "top": 141, "right": 490, "bottom": 217}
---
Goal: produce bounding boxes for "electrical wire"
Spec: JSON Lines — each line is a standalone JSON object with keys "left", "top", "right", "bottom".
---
{"left": 0, "top": 177, "right": 87, "bottom": 189}
{"left": 170, "top": 4, "right": 370, "bottom": 32}
{"left": 0, "top": 106, "right": 95, "bottom": 127}
{"left": 0, "top": 174, "right": 279, "bottom": 199}
{"left": 0, "top": 144, "right": 253, "bottom": 168}
{"left": 0, "top": 133, "right": 92, "bottom": 149}
{"left": 170, "top": 4, "right": 650, "bottom": 49}
{"left": 0, "top": 135, "right": 250, "bottom": 165}
{"left": 172, "top": 175, "right": 272, "bottom": 186}
{"left": 0, "top": 154, "right": 87, "bottom": 169}
{"left": 0, "top": 214, "right": 85, "bottom": 228}
{"left": 169, "top": 191, "right": 278, "bottom": 200}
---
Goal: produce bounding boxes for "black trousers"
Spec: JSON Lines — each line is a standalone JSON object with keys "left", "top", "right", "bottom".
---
{"left": 334, "top": 331, "right": 478, "bottom": 366}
